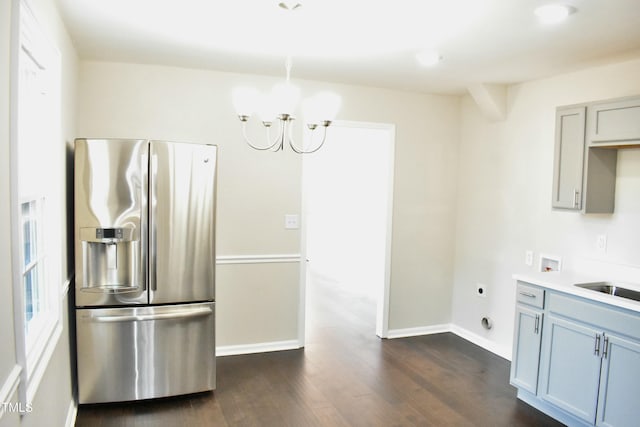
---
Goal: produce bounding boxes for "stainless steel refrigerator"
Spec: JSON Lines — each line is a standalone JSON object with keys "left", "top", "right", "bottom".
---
{"left": 74, "top": 138, "right": 216, "bottom": 404}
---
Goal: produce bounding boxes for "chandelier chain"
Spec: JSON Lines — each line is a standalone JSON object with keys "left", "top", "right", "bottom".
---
{"left": 285, "top": 56, "right": 292, "bottom": 82}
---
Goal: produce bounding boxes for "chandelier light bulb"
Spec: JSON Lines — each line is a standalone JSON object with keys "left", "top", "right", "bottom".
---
{"left": 232, "top": 87, "right": 259, "bottom": 117}
{"left": 302, "top": 96, "right": 322, "bottom": 127}
{"left": 270, "top": 81, "right": 301, "bottom": 116}
{"left": 315, "top": 91, "right": 341, "bottom": 122}
{"left": 303, "top": 92, "right": 341, "bottom": 128}
{"left": 256, "top": 92, "right": 278, "bottom": 124}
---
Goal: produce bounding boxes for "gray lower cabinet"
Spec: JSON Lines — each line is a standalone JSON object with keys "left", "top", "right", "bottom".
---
{"left": 510, "top": 282, "right": 545, "bottom": 393}
{"left": 510, "top": 305, "right": 543, "bottom": 394}
{"left": 511, "top": 283, "right": 640, "bottom": 427}
{"left": 596, "top": 334, "right": 640, "bottom": 427}
{"left": 538, "top": 314, "right": 603, "bottom": 423}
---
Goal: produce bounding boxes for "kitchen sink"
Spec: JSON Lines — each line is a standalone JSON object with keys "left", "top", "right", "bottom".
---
{"left": 575, "top": 282, "right": 640, "bottom": 302}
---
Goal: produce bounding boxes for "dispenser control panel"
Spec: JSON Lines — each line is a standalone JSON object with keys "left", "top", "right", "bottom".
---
{"left": 96, "top": 228, "right": 123, "bottom": 240}
{"left": 79, "top": 227, "right": 134, "bottom": 243}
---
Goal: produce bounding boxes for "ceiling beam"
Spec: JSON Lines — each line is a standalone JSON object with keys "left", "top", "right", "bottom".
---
{"left": 467, "top": 83, "right": 508, "bottom": 121}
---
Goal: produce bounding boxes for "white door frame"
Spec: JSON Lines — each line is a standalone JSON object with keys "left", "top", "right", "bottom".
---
{"left": 297, "top": 120, "right": 396, "bottom": 345}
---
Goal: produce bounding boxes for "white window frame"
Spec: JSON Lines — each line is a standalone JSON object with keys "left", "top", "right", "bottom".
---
{"left": 9, "top": 0, "right": 63, "bottom": 405}
{"left": 19, "top": 197, "right": 49, "bottom": 348}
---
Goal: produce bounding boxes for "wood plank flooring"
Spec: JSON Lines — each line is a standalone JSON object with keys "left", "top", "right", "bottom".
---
{"left": 75, "top": 275, "right": 563, "bottom": 426}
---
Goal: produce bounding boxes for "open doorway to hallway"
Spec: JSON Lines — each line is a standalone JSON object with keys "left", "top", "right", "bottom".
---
{"left": 300, "top": 121, "right": 395, "bottom": 343}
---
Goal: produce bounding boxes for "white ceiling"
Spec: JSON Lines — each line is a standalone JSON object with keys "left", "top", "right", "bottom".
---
{"left": 56, "top": 0, "right": 640, "bottom": 94}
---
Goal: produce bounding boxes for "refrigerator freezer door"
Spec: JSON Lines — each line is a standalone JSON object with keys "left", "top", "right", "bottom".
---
{"left": 76, "top": 303, "right": 216, "bottom": 403}
{"left": 149, "top": 141, "right": 216, "bottom": 304}
{"left": 74, "top": 138, "right": 149, "bottom": 306}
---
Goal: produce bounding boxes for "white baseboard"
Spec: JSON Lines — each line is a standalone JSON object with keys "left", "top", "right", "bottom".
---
{"left": 386, "top": 324, "right": 451, "bottom": 339}
{"left": 386, "top": 323, "right": 511, "bottom": 361}
{"left": 216, "top": 340, "right": 302, "bottom": 357}
{"left": 64, "top": 399, "right": 77, "bottom": 427}
{"left": 449, "top": 324, "right": 511, "bottom": 361}
{"left": 0, "top": 365, "right": 22, "bottom": 420}
{"left": 216, "top": 254, "right": 301, "bottom": 265}
{"left": 215, "top": 326, "right": 511, "bottom": 360}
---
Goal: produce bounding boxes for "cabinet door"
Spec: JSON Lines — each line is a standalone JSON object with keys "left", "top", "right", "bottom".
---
{"left": 596, "top": 334, "right": 640, "bottom": 427}
{"left": 588, "top": 97, "right": 640, "bottom": 147}
{"left": 539, "top": 314, "right": 602, "bottom": 424}
{"left": 583, "top": 147, "right": 617, "bottom": 214}
{"left": 510, "top": 305, "right": 543, "bottom": 394}
{"left": 552, "top": 106, "right": 586, "bottom": 209}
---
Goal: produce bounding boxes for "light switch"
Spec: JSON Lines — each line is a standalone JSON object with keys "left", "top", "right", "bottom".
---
{"left": 285, "top": 214, "right": 299, "bottom": 230}
{"left": 525, "top": 250, "right": 534, "bottom": 267}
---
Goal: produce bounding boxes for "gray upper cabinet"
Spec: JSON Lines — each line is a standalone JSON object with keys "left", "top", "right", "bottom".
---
{"left": 552, "top": 106, "right": 586, "bottom": 210}
{"left": 552, "top": 95, "right": 640, "bottom": 214}
{"left": 582, "top": 148, "right": 617, "bottom": 214}
{"left": 587, "top": 97, "right": 640, "bottom": 147}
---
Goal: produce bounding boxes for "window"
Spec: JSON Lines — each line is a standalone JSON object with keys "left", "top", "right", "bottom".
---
{"left": 22, "top": 200, "right": 42, "bottom": 326}
{"left": 11, "top": 0, "right": 63, "bottom": 403}
{"left": 20, "top": 198, "right": 49, "bottom": 349}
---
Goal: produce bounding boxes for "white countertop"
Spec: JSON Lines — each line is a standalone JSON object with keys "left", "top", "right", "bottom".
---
{"left": 513, "top": 271, "right": 640, "bottom": 314}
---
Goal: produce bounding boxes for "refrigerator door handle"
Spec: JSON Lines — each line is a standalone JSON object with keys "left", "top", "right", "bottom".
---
{"left": 148, "top": 145, "right": 158, "bottom": 291}
{"left": 141, "top": 145, "right": 149, "bottom": 292}
{"left": 89, "top": 307, "right": 212, "bottom": 323}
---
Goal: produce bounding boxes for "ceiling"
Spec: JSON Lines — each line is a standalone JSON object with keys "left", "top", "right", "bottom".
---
{"left": 56, "top": 0, "right": 640, "bottom": 95}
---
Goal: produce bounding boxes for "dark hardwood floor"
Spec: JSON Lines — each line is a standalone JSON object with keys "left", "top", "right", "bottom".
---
{"left": 75, "top": 274, "right": 563, "bottom": 426}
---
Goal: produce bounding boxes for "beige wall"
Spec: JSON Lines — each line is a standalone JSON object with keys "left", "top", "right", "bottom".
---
{"left": 326, "top": 84, "right": 460, "bottom": 329}
{"left": 0, "top": 0, "right": 17, "bottom": 395}
{"left": 0, "top": 0, "right": 78, "bottom": 425}
{"left": 76, "top": 61, "right": 461, "bottom": 346}
{"left": 2, "top": 1, "right": 639, "bottom": 421}
{"left": 4, "top": 3, "right": 638, "bottom": 415}
{"left": 452, "top": 57, "right": 640, "bottom": 358}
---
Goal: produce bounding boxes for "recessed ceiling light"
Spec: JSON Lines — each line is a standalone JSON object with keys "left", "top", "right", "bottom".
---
{"left": 416, "top": 50, "right": 442, "bottom": 67}
{"left": 534, "top": 4, "right": 576, "bottom": 24}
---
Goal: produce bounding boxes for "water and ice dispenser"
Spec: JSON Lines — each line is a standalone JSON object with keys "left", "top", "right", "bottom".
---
{"left": 79, "top": 226, "right": 140, "bottom": 293}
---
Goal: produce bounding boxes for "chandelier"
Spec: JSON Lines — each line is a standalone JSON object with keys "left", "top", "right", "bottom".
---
{"left": 231, "top": 3, "right": 341, "bottom": 154}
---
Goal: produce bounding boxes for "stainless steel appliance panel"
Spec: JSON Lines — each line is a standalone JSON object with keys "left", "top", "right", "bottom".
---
{"left": 149, "top": 141, "right": 216, "bottom": 304}
{"left": 74, "top": 139, "right": 148, "bottom": 306}
{"left": 76, "top": 302, "right": 215, "bottom": 404}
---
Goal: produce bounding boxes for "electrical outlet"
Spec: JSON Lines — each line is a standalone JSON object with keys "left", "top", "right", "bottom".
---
{"left": 477, "top": 283, "right": 487, "bottom": 298}
{"left": 284, "top": 214, "right": 299, "bottom": 229}
{"left": 596, "top": 234, "right": 607, "bottom": 252}
{"left": 525, "top": 250, "right": 534, "bottom": 266}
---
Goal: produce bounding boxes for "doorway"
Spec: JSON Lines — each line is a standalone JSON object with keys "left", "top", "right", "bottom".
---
{"left": 299, "top": 121, "right": 395, "bottom": 344}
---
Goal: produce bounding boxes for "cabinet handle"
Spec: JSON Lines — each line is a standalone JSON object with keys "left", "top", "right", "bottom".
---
{"left": 594, "top": 334, "right": 601, "bottom": 356}
{"left": 573, "top": 188, "right": 580, "bottom": 208}
{"left": 603, "top": 336, "right": 609, "bottom": 359}
{"left": 519, "top": 291, "right": 536, "bottom": 298}
{"left": 534, "top": 315, "right": 540, "bottom": 334}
